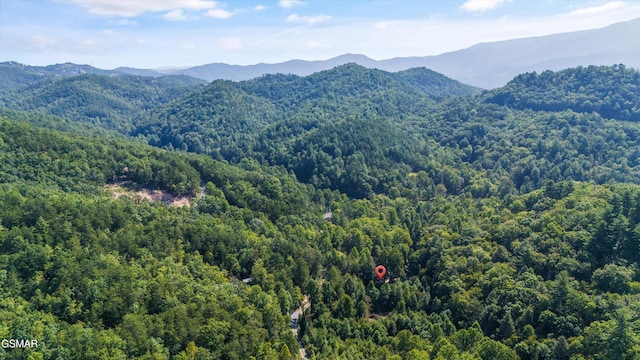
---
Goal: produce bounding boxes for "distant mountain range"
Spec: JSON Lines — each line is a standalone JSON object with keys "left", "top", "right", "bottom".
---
{"left": 156, "top": 18, "right": 640, "bottom": 89}
{"left": 2, "top": 18, "right": 638, "bottom": 89}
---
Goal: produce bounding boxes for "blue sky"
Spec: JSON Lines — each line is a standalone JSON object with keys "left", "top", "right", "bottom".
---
{"left": 1, "top": 0, "right": 639, "bottom": 69}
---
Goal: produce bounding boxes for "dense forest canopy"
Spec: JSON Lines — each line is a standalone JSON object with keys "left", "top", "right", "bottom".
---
{"left": 486, "top": 65, "right": 640, "bottom": 121}
{"left": 1, "top": 72, "right": 205, "bottom": 131}
{"left": 0, "top": 61, "right": 122, "bottom": 91}
{"left": 1, "top": 63, "right": 639, "bottom": 359}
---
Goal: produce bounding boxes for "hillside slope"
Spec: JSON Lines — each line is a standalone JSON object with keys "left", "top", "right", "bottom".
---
{"left": 133, "top": 64, "right": 640, "bottom": 199}
{"left": 485, "top": 64, "right": 640, "bottom": 121}
{"left": 1, "top": 74, "right": 204, "bottom": 131}
{"left": 133, "top": 64, "right": 453, "bottom": 197}
{"left": 2, "top": 115, "right": 640, "bottom": 359}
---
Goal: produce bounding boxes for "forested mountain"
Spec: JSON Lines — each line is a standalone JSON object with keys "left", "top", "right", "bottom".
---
{"left": 169, "top": 53, "right": 381, "bottom": 82}
{"left": 0, "top": 61, "right": 123, "bottom": 90}
{"left": 0, "top": 118, "right": 200, "bottom": 196}
{"left": 390, "top": 67, "right": 481, "bottom": 97}
{"left": 1, "top": 62, "right": 640, "bottom": 359}
{"left": 486, "top": 64, "right": 640, "bottom": 121}
{"left": 1, "top": 73, "right": 205, "bottom": 131}
{"left": 132, "top": 64, "right": 640, "bottom": 199}
{"left": 133, "top": 64, "right": 474, "bottom": 197}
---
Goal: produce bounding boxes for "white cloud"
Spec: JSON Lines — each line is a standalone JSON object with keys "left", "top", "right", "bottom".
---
{"left": 61, "top": 0, "right": 219, "bottom": 17}
{"left": 111, "top": 19, "right": 138, "bottom": 26}
{"left": 253, "top": 5, "right": 267, "bottom": 11}
{"left": 63, "top": 0, "right": 238, "bottom": 21}
{"left": 279, "top": 0, "right": 304, "bottom": 9}
{"left": 163, "top": 9, "right": 189, "bottom": 21}
{"left": 204, "top": 8, "right": 234, "bottom": 19}
{"left": 27, "top": 35, "right": 59, "bottom": 51}
{"left": 101, "top": 29, "right": 120, "bottom": 35}
{"left": 460, "top": 0, "right": 511, "bottom": 13}
{"left": 287, "top": 14, "right": 331, "bottom": 25}
{"left": 569, "top": 1, "right": 626, "bottom": 16}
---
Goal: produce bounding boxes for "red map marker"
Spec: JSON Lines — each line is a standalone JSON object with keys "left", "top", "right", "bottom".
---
{"left": 375, "top": 265, "right": 386, "bottom": 280}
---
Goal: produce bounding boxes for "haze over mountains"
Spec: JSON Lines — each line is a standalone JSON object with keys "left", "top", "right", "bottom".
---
{"left": 126, "top": 17, "right": 640, "bottom": 89}
{"left": 2, "top": 18, "right": 638, "bottom": 89}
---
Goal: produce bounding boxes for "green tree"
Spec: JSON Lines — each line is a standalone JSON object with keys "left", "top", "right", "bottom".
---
{"left": 607, "top": 310, "right": 638, "bottom": 360}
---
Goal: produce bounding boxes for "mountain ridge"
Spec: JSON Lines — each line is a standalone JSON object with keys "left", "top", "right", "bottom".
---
{"left": 164, "top": 18, "right": 640, "bottom": 88}
{"left": 3, "top": 18, "right": 638, "bottom": 89}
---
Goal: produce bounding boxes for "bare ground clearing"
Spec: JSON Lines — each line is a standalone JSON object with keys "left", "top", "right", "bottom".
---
{"left": 106, "top": 183, "right": 191, "bottom": 207}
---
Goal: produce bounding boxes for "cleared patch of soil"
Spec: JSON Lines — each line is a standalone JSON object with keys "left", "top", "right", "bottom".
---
{"left": 107, "top": 183, "right": 191, "bottom": 207}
